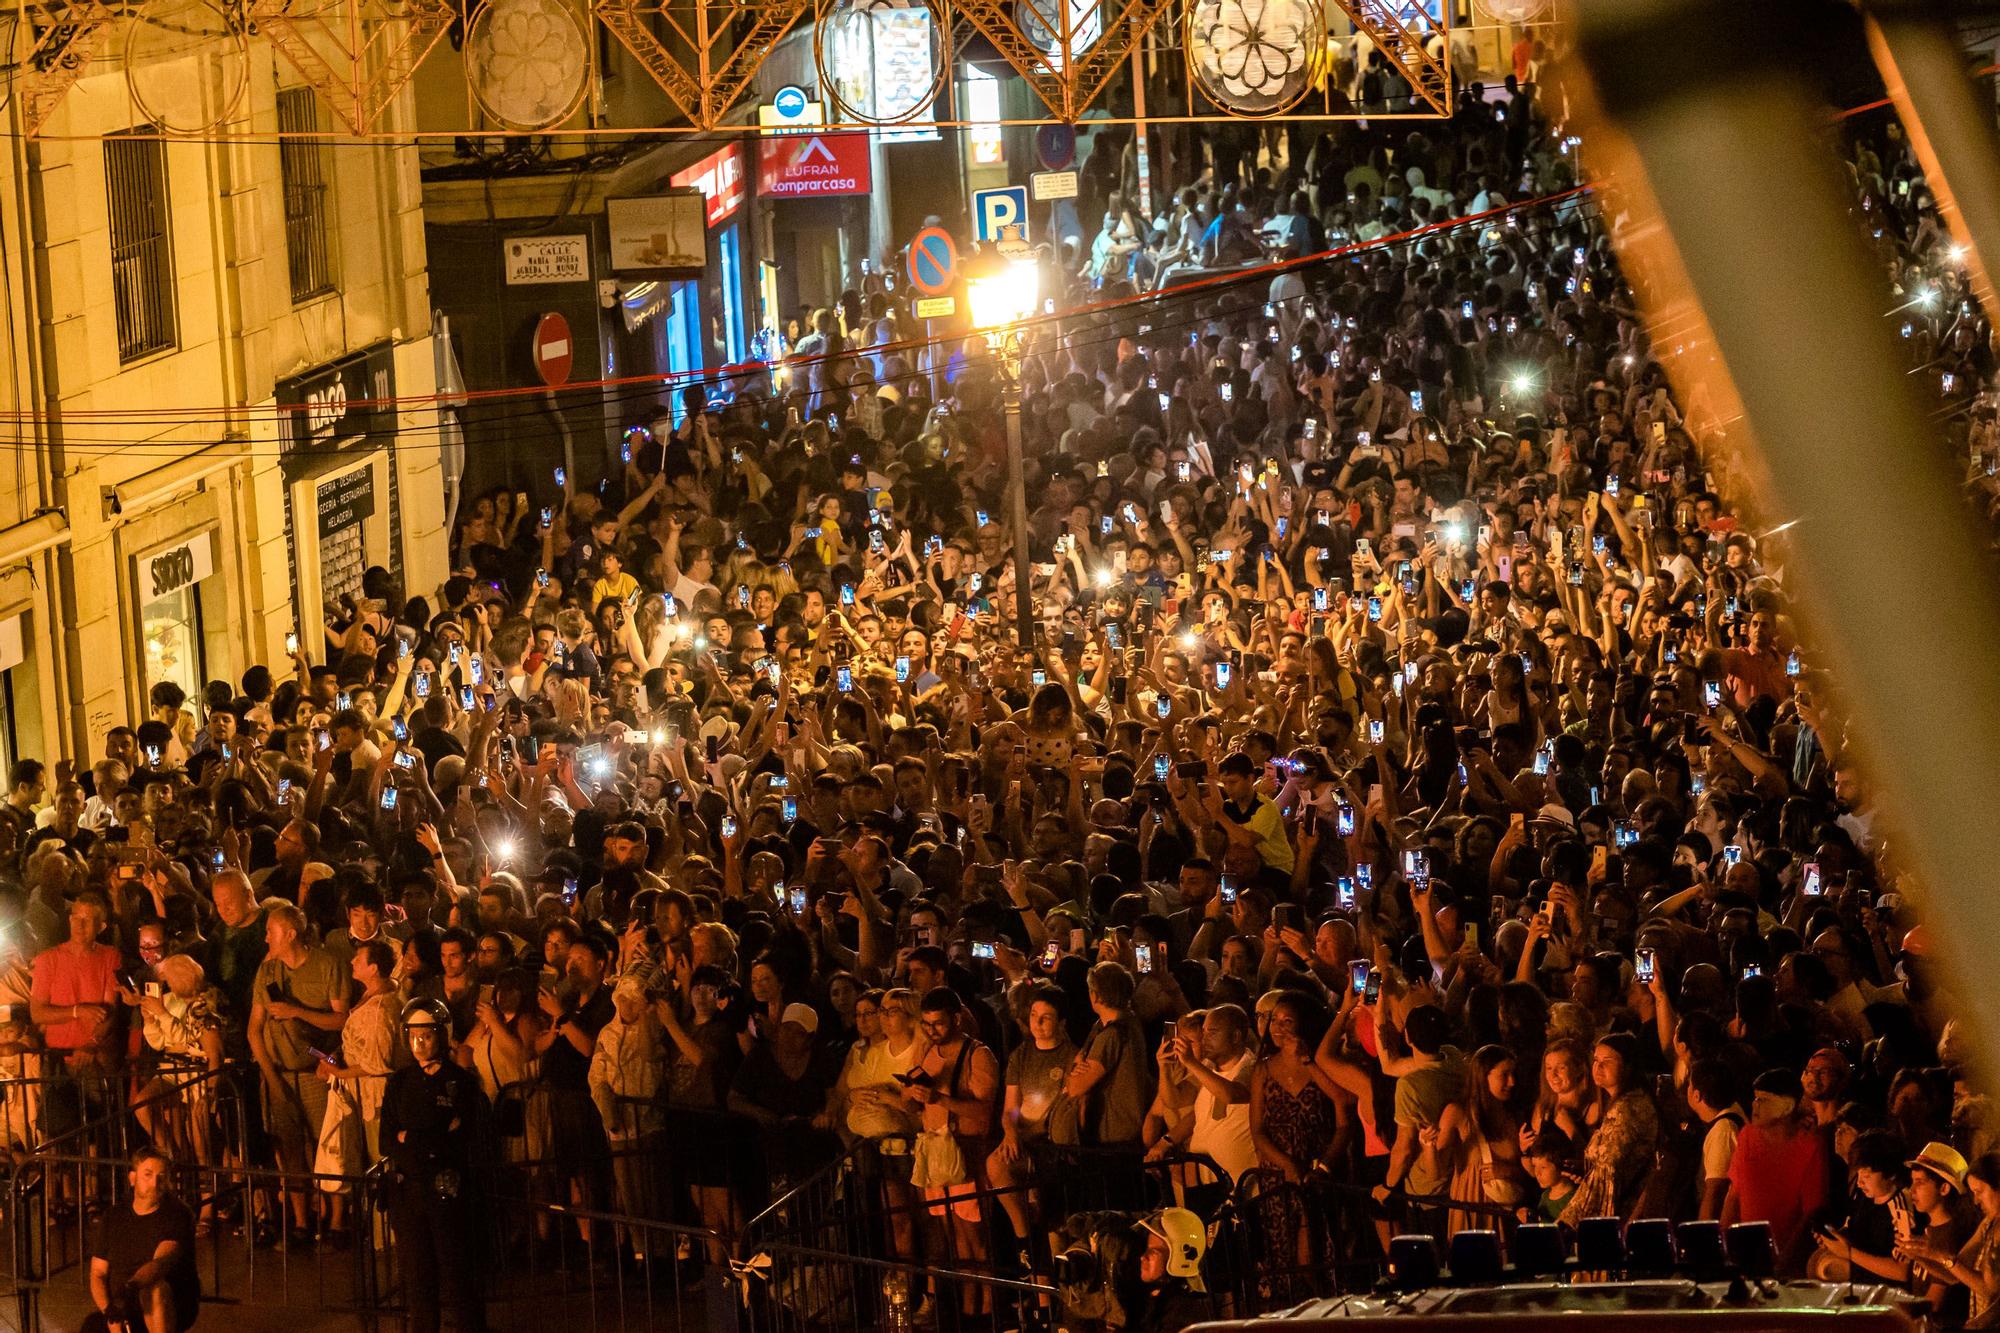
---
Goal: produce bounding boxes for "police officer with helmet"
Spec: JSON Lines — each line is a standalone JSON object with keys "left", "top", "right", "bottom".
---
{"left": 380, "top": 996, "right": 488, "bottom": 1333}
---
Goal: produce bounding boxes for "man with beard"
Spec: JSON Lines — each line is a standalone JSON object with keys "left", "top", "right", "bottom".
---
{"left": 437, "top": 927, "right": 481, "bottom": 1038}
{"left": 589, "top": 821, "right": 655, "bottom": 925}
{"left": 256, "top": 818, "right": 318, "bottom": 904}
{"left": 86, "top": 1145, "right": 198, "bottom": 1333}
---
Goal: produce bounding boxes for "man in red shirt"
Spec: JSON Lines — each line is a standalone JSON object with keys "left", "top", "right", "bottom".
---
{"left": 1710, "top": 609, "right": 1793, "bottom": 710}
{"left": 29, "top": 891, "right": 121, "bottom": 1140}
{"left": 1722, "top": 1068, "right": 1829, "bottom": 1272}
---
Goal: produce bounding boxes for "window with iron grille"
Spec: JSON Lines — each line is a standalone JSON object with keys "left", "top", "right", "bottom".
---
{"left": 277, "top": 89, "right": 336, "bottom": 303}
{"left": 104, "top": 129, "right": 176, "bottom": 363}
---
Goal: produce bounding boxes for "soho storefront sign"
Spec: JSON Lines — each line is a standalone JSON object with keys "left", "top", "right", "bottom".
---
{"left": 143, "top": 530, "right": 215, "bottom": 602}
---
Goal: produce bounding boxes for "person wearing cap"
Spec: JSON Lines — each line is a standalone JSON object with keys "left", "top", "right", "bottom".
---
{"left": 590, "top": 974, "right": 665, "bottom": 1237}
{"left": 1902, "top": 1142, "right": 1977, "bottom": 1314}
{"left": 1898, "top": 1152, "right": 2000, "bottom": 1326}
{"left": 1721, "top": 1067, "right": 1829, "bottom": 1269}
{"left": 1822, "top": 1140, "right": 1973, "bottom": 1314}
{"left": 381, "top": 996, "right": 489, "bottom": 1333}
{"left": 726, "top": 1000, "right": 839, "bottom": 1184}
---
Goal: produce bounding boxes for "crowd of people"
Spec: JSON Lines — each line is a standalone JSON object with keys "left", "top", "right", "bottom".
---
{"left": 10, "top": 45, "right": 2000, "bottom": 1333}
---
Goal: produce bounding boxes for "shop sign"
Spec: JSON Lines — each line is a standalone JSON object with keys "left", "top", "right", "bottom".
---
{"left": 143, "top": 530, "right": 215, "bottom": 602}
{"left": 277, "top": 343, "right": 396, "bottom": 457}
{"left": 669, "top": 144, "right": 746, "bottom": 226}
{"left": 606, "top": 192, "right": 707, "bottom": 274}
{"left": 503, "top": 235, "right": 590, "bottom": 285}
{"left": 317, "top": 468, "right": 376, "bottom": 543}
{"left": 756, "top": 133, "right": 871, "bottom": 198}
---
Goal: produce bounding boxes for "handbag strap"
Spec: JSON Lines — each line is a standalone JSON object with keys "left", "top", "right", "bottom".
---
{"left": 938, "top": 1038, "right": 974, "bottom": 1133}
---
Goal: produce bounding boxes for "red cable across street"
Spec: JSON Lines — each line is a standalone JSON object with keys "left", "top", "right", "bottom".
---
{"left": 0, "top": 185, "right": 1596, "bottom": 428}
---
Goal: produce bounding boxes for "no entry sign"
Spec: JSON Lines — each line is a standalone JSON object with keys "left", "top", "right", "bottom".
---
{"left": 532, "top": 311, "right": 573, "bottom": 386}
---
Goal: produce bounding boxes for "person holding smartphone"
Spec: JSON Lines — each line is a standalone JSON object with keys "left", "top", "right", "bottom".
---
{"left": 1179, "top": 753, "right": 1294, "bottom": 878}
{"left": 533, "top": 932, "right": 617, "bottom": 1231}
{"left": 1166, "top": 1006, "right": 1259, "bottom": 1184}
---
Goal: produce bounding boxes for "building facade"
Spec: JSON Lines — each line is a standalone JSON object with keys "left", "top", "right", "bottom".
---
{"left": 0, "top": 44, "right": 447, "bottom": 767}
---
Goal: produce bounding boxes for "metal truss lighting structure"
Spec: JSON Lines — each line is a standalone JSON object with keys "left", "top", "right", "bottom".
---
{"left": 9, "top": 0, "right": 125, "bottom": 133}
{"left": 250, "top": 0, "right": 456, "bottom": 134}
{"left": 4, "top": 0, "right": 1452, "bottom": 136}
{"left": 598, "top": 0, "right": 1453, "bottom": 129}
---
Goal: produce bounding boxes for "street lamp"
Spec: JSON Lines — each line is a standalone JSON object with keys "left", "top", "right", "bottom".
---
{"left": 966, "top": 255, "right": 1041, "bottom": 658}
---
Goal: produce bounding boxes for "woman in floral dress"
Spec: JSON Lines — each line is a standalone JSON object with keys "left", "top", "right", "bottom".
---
{"left": 1561, "top": 1033, "right": 1659, "bottom": 1224}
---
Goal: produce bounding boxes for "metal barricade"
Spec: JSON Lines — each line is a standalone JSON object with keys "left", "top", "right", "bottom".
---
{"left": 37, "top": 1063, "right": 249, "bottom": 1166}
{"left": 480, "top": 1193, "right": 733, "bottom": 1333}
{"left": 2, "top": 1151, "right": 398, "bottom": 1331}
{"left": 736, "top": 1238, "right": 1058, "bottom": 1333}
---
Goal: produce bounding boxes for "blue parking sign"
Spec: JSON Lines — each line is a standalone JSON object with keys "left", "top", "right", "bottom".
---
{"left": 972, "top": 187, "right": 1030, "bottom": 243}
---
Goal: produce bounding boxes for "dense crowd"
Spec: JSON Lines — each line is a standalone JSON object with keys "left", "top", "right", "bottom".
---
{"left": 13, "top": 54, "right": 2000, "bottom": 1333}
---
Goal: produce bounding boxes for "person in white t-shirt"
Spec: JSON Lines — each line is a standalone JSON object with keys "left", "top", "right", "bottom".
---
{"left": 1687, "top": 1059, "right": 1744, "bottom": 1220}
{"left": 1157, "top": 1005, "right": 1259, "bottom": 1183}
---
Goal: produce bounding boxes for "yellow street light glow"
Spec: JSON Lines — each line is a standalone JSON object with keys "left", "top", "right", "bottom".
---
{"left": 967, "top": 259, "right": 1040, "bottom": 333}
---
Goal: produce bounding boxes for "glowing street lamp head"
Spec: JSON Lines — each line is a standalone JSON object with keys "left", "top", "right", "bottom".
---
{"left": 967, "top": 259, "right": 1040, "bottom": 334}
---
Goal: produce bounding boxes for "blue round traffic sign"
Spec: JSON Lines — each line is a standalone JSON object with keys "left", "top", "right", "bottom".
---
{"left": 1036, "top": 124, "right": 1076, "bottom": 171}
{"left": 907, "top": 226, "right": 958, "bottom": 296}
{"left": 773, "top": 85, "right": 808, "bottom": 121}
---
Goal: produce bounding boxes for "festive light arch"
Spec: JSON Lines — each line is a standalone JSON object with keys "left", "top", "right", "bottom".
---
{"left": 6, "top": 0, "right": 1457, "bottom": 135}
